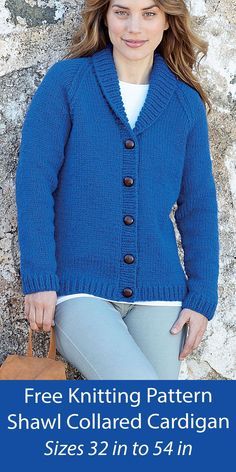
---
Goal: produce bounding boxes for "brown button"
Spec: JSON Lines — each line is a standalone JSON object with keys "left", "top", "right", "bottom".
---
{"left": 123, "top": 215, "right": 134, "bottom": 225}
{"left": 123, "top": 177, "right": 134, "bottom": 186}
{"left": 122, "top": 288, "right": 133, "bottom": 297}
{"left": 125, "top": 139, "right": 135, "bottom": 149}
{"left": 124, "top": 254, "right": 135, "bottom": 264}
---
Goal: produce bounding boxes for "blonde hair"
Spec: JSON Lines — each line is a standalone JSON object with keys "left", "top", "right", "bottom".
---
{"left": 62, "top": 0, "right": 212, "bottom": 114}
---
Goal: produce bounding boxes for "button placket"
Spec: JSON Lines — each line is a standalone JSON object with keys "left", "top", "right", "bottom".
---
{"left": 119, "top": 134, "right": 139, "bottom": 300}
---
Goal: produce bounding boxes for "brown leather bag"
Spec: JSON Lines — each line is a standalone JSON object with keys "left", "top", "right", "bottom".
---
{"left": 0, "top": 325, "right": 67, "bottom": 380}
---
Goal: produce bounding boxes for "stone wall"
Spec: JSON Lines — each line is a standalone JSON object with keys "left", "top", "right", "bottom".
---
{"left": 0, "top": 0, "right": 235, "bottom": 380}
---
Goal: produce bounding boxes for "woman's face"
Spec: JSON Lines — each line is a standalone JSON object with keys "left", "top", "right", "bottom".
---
{"left": 105, "top": 0, "right": 169, "bottom": 61}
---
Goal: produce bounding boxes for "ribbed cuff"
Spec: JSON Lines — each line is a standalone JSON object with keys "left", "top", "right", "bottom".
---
{"left": 21, "top": 273, "right": 60, "bottom": 295}
{"left": 181, "top": 291, "right": 218, "bottom": 321}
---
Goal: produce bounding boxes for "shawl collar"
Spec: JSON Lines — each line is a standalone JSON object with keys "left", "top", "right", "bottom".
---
{"left": 91, "top": 42, "right": 178, "bottom": 135}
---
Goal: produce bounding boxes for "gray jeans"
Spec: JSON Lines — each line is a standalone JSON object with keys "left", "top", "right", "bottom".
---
{"left": 54, "top": 296, "right": 187, "bottom": 380}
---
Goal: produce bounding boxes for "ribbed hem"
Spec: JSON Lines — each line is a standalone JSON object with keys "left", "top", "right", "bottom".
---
{"left": 20, "top": 272, "right": 218, "bottom": 319}
{"left": 55, "top": 272, "right": 188, "bottom": 304}
{"left": 21, "top": 273, "right": 60, "bottom": 295}
{"left": 181, "top": 291, "right": 218, "bottom": 321}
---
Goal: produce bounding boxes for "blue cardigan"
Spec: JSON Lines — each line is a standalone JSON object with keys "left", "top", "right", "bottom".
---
{"left": 15, "top": 42, "right": 220, "bottom": 320}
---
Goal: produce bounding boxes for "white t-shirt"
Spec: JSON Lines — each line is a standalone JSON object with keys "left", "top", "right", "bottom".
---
{"left": 56, "top": 79, "right": 182, "bottom": 307}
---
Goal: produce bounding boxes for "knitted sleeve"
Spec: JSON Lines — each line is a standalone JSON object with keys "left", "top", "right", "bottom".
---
{"left": 174, "top": 97, "right": 220, "bottom": 320}
{"left": 15, "top": 61, "right": 72, "bottom": 294}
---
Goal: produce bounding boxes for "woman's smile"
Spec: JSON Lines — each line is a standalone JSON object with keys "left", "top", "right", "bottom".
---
{"left": 122, "top": 39, "right": 148, "bottom": 47}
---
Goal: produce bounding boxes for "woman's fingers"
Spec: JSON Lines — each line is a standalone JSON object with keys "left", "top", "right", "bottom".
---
{"left": 170, "top": 309, "right": 189, "bottom": 334}
{"left": 42, "top": 306, "right": 55, "bottom": 332}
{"left": 24, "top": 291, "right": 57, "bottom": 332}
{"left": 180, "top": 326, "right": 206, "bottom": 359}
{"left": 171, "top": 308, "right": 208, "bottom": 360}
{"left": 35, "top": 303, "right": 44, "bottom": 330}
{"left": 179, "top": 323, "right": 198, "bottom": 360}
{"left": 28, "top": 304, "right": 40, "bottom": 331}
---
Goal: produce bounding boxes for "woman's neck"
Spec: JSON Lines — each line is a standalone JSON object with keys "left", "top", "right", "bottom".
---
{"left": 112, "top": 47, "right": 154, "bottom": 85}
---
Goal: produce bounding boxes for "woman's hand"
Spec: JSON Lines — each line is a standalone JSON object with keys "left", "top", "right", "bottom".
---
{"left": 24, "top": 291, "right": 57, "bottom": 332}
{"left": 170, "top": 308, "right": 208, "bottom": 360}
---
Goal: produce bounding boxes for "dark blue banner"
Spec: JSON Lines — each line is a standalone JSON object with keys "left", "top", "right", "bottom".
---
{"left": 0, "top": 381, "right": 235, "bottom": 470}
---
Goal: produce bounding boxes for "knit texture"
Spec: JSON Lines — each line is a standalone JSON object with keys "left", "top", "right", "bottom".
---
{"left": 15, "top": 42, "right": 220, "bottom": 320}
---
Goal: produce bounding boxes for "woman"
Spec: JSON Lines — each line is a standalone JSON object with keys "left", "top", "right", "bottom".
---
{"left": 15, "top": 0, "right": 220, "bottom": 380}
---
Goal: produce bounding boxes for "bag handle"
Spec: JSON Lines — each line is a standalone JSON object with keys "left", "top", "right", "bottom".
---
{"left": 27, "top": 325, "right": 56, "bottom": 360}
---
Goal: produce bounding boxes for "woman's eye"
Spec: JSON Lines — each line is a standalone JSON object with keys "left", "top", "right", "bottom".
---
{"left": 114, "top": 11, "right": 156, "bottom": 17}
{"left": 115, "top": 11, "right": 126, "bottom": 15}
{"left": 114, "top": 11, "right": 128, "bottom": 16}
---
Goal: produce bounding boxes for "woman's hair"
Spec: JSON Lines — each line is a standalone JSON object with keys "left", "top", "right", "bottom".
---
{"left": 62, "top": 0, "right": 212, "bottom": 114}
